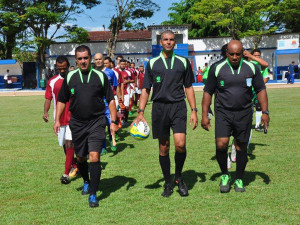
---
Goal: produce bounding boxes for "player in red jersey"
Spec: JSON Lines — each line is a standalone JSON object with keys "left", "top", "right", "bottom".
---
{"left": 43, "top": 56, "right": 77, "bottom": 184}
{"left": 136, "top": 64, "right": 145, "bottom": 105}
{"left": 128, "top": 62, "right": 137, "bottom": 115}
{"left": 119, "top": 59, "right": 134, "bottom": 126}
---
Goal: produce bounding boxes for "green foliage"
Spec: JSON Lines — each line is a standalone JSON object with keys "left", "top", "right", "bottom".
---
{"left": 1, "top": 88, "right": 300, "bottom": 224}
{"left": 0, "top": 0, "right": 28, "bottom": 59}
{"left": 163, "top": 0, "right": 298, "bottom": 43}
{"left": 64, "top": 25, "right": 90, "bottom": 43}
{"left": 270, "top": 0, "right": 300, "bottom": 33}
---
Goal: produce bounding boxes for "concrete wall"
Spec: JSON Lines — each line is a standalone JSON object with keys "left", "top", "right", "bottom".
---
{"left": 48, "top": 40, "right": 152, "bottom": 69}
{"left": 190, "top": 33, "right": 300, "bottom": 70}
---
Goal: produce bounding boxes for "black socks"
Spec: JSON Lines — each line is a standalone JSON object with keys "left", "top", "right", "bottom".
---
{"left": 236, "top": 150, "right": 248, "bottom": 179}
{"left": 216, "top": 148, "right": 228, "bottom": 174}
{"left": 89, "top": 162, "right": 101, "bottom": 195}
{"left": 175, "top": 151, "right": 186, "bottom": 179}
{"left": 159, "top": 154, "right": 171, "bottom": 183}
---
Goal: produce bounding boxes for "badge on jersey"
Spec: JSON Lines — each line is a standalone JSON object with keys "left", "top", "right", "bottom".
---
{"left": 220, "top": 80, "right": 225, "bottom": 87}
{"left": 246, "top": 78, "right": 252, "bottom": 87}
{"left": 156, "top": 76, "right": 161, "bottom": 83}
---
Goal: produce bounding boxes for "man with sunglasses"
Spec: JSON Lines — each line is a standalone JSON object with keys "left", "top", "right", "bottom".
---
{"left": 54, "top": 45, "right": 118, "bottom": 208}
{"left": 201, "top": 40, "right": 270, "bottom": 193}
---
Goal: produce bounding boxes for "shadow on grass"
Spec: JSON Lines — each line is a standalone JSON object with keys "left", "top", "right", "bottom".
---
{"left": 106, "top": 129, "right": 135, "bottom": 157}
{"left": 247, "top": 142, "right": 268, "bottom": 160}
{"left": 76, "top": 175, "right": 137, "bottom": 201}
{"left": 98, "top": 176, "right": 137, "bottom": 200}
{"left": 210, "top": 171, "right": 270, "bottom": 186}
{"left": 145, "top": 170, "right": 206, "bottom": 190}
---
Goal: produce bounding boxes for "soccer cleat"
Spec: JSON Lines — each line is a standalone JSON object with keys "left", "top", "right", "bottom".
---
{"left": 161, "top": 183, "right": 173, "bottom": 197}
{"left": 100, "top": 148, "right": 107, "bottom": 156}
{"left": 60, "top": 174, "right": 70, "bottom": 184}
{"left": 234, "top": 179, "right": 246, "bottom": 192}
{"left": 69, "top": 167, "right": 78, "bottom": 178}
{"left": 220, "top": 174, "right": 231, "bottom": 193}
{"left": 129, "top": 111, "right": 133, "bottom": 116}
{"left": 175, "top": 178, "right": 189, "bottom": 197}
{"left": 255, "top": 125, "right": 264, "bottom": 132}
{"left": 88, "top": 194, "right": 99, "bottom": 208}
{"left": 82, "top": 181, "right": 91, "bottom": 195}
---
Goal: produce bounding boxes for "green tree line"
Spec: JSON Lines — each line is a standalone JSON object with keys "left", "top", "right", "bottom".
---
{"left": 163, "top": 0, "right": 300, "bottom": 48}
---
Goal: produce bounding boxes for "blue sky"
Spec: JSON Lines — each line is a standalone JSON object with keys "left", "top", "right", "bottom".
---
{"left": 74, "top": 0, "right": 180, "bottom": 31}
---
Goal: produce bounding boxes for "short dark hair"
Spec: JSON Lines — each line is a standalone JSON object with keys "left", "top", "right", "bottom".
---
{"left": 120, "top": 59, "right": 127, "bottom": 63}
{"left": 130, "top": 62, "right": 135, "bottom": 65}
{"left": 56, "top": 55, "right": 70, "bottom": 67}
{"left": 221, "top": 44, "right": 228, "bottom": 58}
{"left": 251, "top": 49, "right": 261, "bottom": 55}
{"left": 161, "top": 30, "right": 175, "bottom": 39}
{"left": 104, "top": 56, "right": 113, "bottom": 63}
{"left": 116, "top": 55, "right": 123, "bottom": 60}
{"left": 75, "top": 45, "right": 91, "bottom": 57}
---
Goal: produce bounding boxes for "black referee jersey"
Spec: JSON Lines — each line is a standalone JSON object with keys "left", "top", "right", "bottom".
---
{"left": 204, "top": 58, "right": 265, "bottom": 111}
{"left": 143, "top": 52, "right": 194, "bottom": 102}
{"left": 58, "top": 68, "right": 114, "bottom": 121}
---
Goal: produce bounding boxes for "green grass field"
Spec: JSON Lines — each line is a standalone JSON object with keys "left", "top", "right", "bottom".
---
{"left": 1, "top": 88, "right": 300, "bottom": 225}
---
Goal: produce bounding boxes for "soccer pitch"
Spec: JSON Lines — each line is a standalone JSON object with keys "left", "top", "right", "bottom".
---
{"left": 0, "top": 88, "right": 299, "bottom": 224}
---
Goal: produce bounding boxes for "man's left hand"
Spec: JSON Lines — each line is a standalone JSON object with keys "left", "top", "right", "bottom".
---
{"left": 190, "top": 111, "right": 198, "bottom": 130}
{"left": 110, "top": 123, "right": 119, "bottom": 136}
{"left": 261, "top": 114, "right": 270, "bottom": 130}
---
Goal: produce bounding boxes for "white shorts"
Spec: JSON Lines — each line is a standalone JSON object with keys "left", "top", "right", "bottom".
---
{"left": 124, "top": 94, "right": 130, "bottom": 107}
{"left": 58, "top": 125, "right": 72, "bottom": 147}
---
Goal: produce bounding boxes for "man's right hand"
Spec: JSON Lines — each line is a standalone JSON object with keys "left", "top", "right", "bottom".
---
{"left": 43, "top": 113, "right": 49, "bottom": 122}
{"left": 53, "top": 121, "right": 60, "bottom": 136}
{"left": 201, "top": 116, "right": 211, "bottom": 131}
{"left": 131, "top": 113, "right": 147, "bottom": 127}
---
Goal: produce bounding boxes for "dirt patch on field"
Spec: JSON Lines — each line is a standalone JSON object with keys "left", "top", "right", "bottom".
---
{"left": 0, "top": 83, "right": 299, "bottom": 97}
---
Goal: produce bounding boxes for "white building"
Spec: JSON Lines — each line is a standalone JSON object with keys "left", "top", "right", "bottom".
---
{"left": 48, "top": 25, "right": 300, "bottom": 81}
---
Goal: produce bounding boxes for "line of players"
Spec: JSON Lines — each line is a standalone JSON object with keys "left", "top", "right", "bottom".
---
{"left": 43, "top": 53, "right": 145, "bottom": 184}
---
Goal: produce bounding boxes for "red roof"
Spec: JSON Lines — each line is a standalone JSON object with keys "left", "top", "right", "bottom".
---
{"left": 88, "top": 30, "right": 151, "bottom": 41}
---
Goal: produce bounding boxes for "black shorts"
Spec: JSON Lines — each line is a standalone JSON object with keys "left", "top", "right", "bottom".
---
{"left": 215, "top": 107, "right": 253, "bottom": 142}
{"left": 69, "top": 115, "right": 106, "bottom": 157}
{"left": 152, "top": 100, "right": 187, "bottom": 139}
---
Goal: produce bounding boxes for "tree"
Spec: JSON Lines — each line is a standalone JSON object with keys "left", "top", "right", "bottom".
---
{"left": 270, "top": 0, "right": 300, "bottom": 33}
{"left": 190, "top": 0, "right": 278, "bottom": 41}
{"left": 0, "top": 0, "right": 28, "bottom": 59}
{"left": 107, "top": 0, "right": 160, "bottom": 58}
{"left": 24, "top": 0, "right": 101, "bottom": 77}
{"left": 64, "top": 25, "right": 90, "bottom": 43}
{"left": 162, "top": 0, "right": 226, "bottom": 38}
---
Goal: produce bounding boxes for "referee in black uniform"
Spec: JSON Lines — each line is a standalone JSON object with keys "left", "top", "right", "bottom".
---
{"left": 201, "top": 40, "right": 270, "bottom": 193}
{"left": 54, "top": 45, "right": 118, "bottom": 207}
{"left": 132, "top": 30, "right": 198, "bottom": 197}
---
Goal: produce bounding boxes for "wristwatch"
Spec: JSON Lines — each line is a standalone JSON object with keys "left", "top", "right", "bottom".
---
{"left": 262, "top": 110, "right": 269, "bottom": 115}
{"left": 111, "top": 120, "right": 118, "bottom": 125}
{"left": 191, "top": 108, "right": 198, "bottom": 112}
{"left": 138, "top": 108, "right": 144, "bottom": 113}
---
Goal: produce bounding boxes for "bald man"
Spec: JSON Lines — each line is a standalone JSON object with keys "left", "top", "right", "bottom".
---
{"left": 94, "top": 53, "right": 119, "bottom": 153}
{"left": 201, "top": 40, "right": 270, "bottom": 193}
